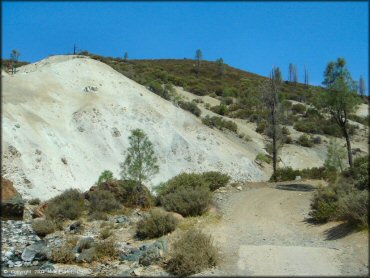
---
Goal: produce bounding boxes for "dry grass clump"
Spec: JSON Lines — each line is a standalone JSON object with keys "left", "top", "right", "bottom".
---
{"left": 166, "top": 229, "right": 219, "bottom": 276}
{"left": 51, "top": 240, "right": 76, "bottom": 264}
{"left": 136, "top": 208, "right": 178, "bottom": 239}
{"left": 31, "top": 219, "right": 56, "bottom": 237}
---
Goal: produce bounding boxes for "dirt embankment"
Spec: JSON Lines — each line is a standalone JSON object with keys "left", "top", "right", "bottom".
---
{"left": 202, "top": 181, "right": 368, "bottom": 276}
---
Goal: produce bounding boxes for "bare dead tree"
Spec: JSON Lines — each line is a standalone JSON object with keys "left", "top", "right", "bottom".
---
{"left": 304, "top": 65, "right": 310, "bottom": 87}
{"left": 289, "top": 63, "right": 294, "bottom": 82}
{"left": 359, "top": 75, "right": 366, "bottom": 96}
{"left": 10, "top": 49, "right": 21, "bottom": 74}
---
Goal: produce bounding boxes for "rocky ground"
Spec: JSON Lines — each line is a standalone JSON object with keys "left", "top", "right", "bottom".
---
{"left": 1, "top": 206, "right": 170, "bottom": 277}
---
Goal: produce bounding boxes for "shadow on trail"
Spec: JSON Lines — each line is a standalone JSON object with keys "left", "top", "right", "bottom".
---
{"left": 275, "top": 183, "right": 316, "bottom": 192}
{"left": 324, "top": 223, "right": 356, "bottom": 240}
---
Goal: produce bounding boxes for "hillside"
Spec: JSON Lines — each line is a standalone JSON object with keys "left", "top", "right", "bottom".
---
{"left": 2, "top": 55, "right": 267, "bottom": 200}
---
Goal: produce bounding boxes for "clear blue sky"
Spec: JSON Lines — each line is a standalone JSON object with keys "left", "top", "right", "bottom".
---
{"left": 2, "top": 1, "right": 368, "bottom": 88}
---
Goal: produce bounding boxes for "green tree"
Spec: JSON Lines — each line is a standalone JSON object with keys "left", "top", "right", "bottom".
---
{"left": 319, "top": 58, "right": 360, "bottom": 169}
{"left": 97, "top": 170, "right": 114, "bottom": 186}
{"left": 195, "top": 49, "right": 203, "bottom": 75}
{"left": 216, "top": 58, "right": 225, "bottom": 76}
{"left": 324, "top": 139, "right": 346, "bottom": 172}
{"left": 359, "top": 75, "right": 366, "bottom": 96}
{"left": 10, "top": 49, "right": 21, "bottom": 74}
{"left": 120, "top": 129, "right": 159, "bottom": 185}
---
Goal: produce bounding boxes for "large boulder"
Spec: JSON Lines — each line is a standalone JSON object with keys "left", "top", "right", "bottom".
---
{"left": 21, "top": 241, "right": 51, "bottom": 262}
{"left": 1, "top": 177, "right": 24, "bottom": 219}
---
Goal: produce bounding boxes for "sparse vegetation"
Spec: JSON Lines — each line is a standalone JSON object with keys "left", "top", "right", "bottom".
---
{"left": 45, "top": 189, "right": 85, "bottom": 221}
{"left": 88, "top": 189, "right": 120, "bottom": 214}
{"left": 297, "top": 134, "right": 314, "bottom": 148}
{"left": 160, "top": 185, "right": 211, "bottom": 217}
{"left": 29, "top": 198, "right": 41, "bottom": 205}
{"left": 97, "top": 170, "right": 114, "bottom": 186}
{"left": 94, "top": 239, "right": 118, "bottom": 261}
{"left": 201, "top": 171, "right": 230, "bottom": 191}
{"left": 178, "top": 100, "right": 201, "bottom": 117}
{"left": 270, "top": 167, "right": 300, "bottom": 182}
{"left": 31, "top": 219, "right": 56, "bottom": 237}
{"left": 136, "top": 208, "right": 178, "bottom": 239}
{"left": 202, "top": 115, "right": 238, "bottom": 133}
{"left": 166, "top": 229, "right": 219, "bottom": 276}
{"left": 255, "top": 153, "right": 272, "bottom": 164}
{"left": 51, "top": 240, "right": 76, "bottom": 264}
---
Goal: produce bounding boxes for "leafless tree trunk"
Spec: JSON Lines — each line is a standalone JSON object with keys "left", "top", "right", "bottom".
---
{"left": 262, "top": 67, "right": 283, "bottom": 180}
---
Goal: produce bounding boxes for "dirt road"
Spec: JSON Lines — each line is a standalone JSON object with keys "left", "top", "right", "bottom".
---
{"left": 203, "top": 182, "right": 368, "bottom": 276}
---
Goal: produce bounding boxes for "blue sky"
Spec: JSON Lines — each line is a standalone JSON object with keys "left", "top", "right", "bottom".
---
{"left": 2, "top": 1, "right": 368, "bottom": 87}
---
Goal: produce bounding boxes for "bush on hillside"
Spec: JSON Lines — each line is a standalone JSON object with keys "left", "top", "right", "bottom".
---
{"left": 270, "top": 167, "right": 300, "bottom": 182}
{"left": 351, "top": 156, "right": 369, "bottom": 190}
{"left": 202, "top": 115, "right": 238, "bottom": 133}
{"left": 88, "top": 190, "right": 120, "bottom": 214}
{"left": 255, "top": 153, "right": 272, "bottom": 164}
{"left": 309, "top": 185, "right": 339, "bottom": 223}
{"left": 165, "top": 229, "right": 219, "bottom": 276}
{"left": 29, "top": 198, "right": 41, "bottom": 205}
{"left": 45, "top": 189, "right": 85, "bottom": 221}
{"left": 210, "top": 104, "right": 228, "bottom": 116}
{"left": 201, "top": 171, "right": 230, "bottom": 191}
{"left": 297, "top": 134, "right": 314, "bottom": 147}
{"left": 178, "top": 100, "right": 201, "bottom": 117}
{"left": 160, "top": 186, "right": 211, "bottom": 217}
{"left": 336, "top": 190, "right": 368, "bottom": 227}
{"left": 136, "top": 209, "right": 178, "bottom": 239}
{"left": 255, "top": 121, "right": 266, "bottom": 134}
{"left": 291, "top": 103, "right": 306, "bottom": 114}
{"left": 31, "top": 219, "right": 56, "bottom": 237}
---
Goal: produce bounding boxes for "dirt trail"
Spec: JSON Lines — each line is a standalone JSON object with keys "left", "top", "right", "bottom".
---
{"left": 203, "top": 182, "right": 368, "bottom": 276}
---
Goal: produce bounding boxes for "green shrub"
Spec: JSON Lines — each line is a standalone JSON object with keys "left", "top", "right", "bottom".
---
{"left": 178, "top": 100, "right": 201, "bottom": 117}
{"left": 88, "top": 190, "right": 120, "bottom": 214}
{"left": 352, "top": 156, "right": 369, "bottom": 190}
{"left": 337, "top": 190, "right": 368, "bottom": 228}
{"left": 282, "top": 126, "right": 290, "bottom": 135}
{"left": 201, "top": 171, "right": 230, "bottom": 191}
{"left": 202, "top": 115, "right": 238, "bottom": 133}
{"left": 312, "top": 136, "right": 322, "bottom": 144}
{"left": 255, "top": 153, "right": 272, "bottom": 164}
{"left": 270, "top": 167, "right": 300, "bottom": 182}
{"left": 299, "top": 167, "right": 338, "bottom": 183}
{"left": 156, "top": 173, "right": 209, "bottom": 196}
{"left": 297, "top": 134, "right": 313, "bottom": 147}
{"left": 31, "top": 219, "right": 56, "bottom": 237}
{"left": 210, "top": 104, "right": 228, "bottom": 116}
{"left": 291, "top": 103, "right": 306, "bottom": 114}
{"left": 29, "top": 198, "right": 41, "bottom": 205}
{"left": 97, "top": 170, "right": 114, "bottom": 186}
{"left": 283, "top": 135, "right": 293, "bottom": 144}
{"left": 309, "top": 185, "right": 339, "bottom": 223}
{"left": 255, "top": 121, "right": 266, "bottom": 134}
{"left": 45, "top": 189, "right": 85, "bottom": 221}
{"left": 160, "top": 186, "right": 211, "bottom": 217}
{"left": 136, "top": 208, "right": 178, "bottom": 239}
{"left": 166, "top": 229, "right": 219, "bottom": 276}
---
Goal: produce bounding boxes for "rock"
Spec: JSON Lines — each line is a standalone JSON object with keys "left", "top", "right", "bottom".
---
{"left": 84, "top": 86, "right": 98, "bottom": 93}
{"left": 295, "top": 176, "right": 302, "bottom": 181}
{"left": 139, "top": 238, "right": 168, "bottom": 266}
{"left": 40, "top": 262, "right": 54, "bottom": 271}
{"left": 1, "top": 177, "right": 24, "bottom": 220}
{"left": 21, "top": 241, "right": 51, "bottom": 262}
{"left": 133, "top": 267, "right": 144, "bottom": 276}
{"left": 23, "top": 261, "right": 32, "bottom": 267}
{"left": 111, "top": 127, "right": 121, "bottom": 137}
{"left": 120, "top": 247, "right": 141, "bottom": 262}
{"left": 7, "top": 261, "right": 14, "bottom": 268}
{"left": 76, "top": 248, "right": 96, "bottom": 263}
{"left": 115, "top": 215, "right": 129, "bottom": 224}
{"left": 76, "top": 237, "right": 95, "bottom": 252}
{"left": 5, "top": 251, "right": 13, "bottom": 259}
{"left": 32, "top": 203, "right": 48, "bottom": 218}
{"left": 32, "top": 260, "right": 39, "bottom": 266}
{"left": 236, "top": 186, "right": 242, "bottom": 191}
{"left": 68, "top": 221, "right": 82, "bottom": 233}
{"left": 14, "top": 261, "right": 23, "bottom": 267}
